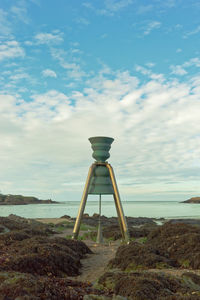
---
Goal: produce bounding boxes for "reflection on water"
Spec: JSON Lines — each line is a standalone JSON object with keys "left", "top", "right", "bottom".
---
{"left": 0, "top": 201, "right": 200, "bottom": 219}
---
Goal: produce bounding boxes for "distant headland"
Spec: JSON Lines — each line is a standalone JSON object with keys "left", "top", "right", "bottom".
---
{"left": 0, "top": 194, "right": 59, "bottom": 205}
{"left": 181, "top": 197, "right": 200, "bottom": 203}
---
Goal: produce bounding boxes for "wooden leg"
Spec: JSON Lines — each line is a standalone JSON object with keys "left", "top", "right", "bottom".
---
{"left": 113, "top": 194, "right": 125, "bottom": 240}
{"left": 107, "top": 164, "right": 129, "bottom": 243}
{"left": 72, "top": 164, "right": 95, "bottom": 239}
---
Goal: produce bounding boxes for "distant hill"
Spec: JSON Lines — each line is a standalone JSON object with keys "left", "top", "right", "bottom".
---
{"left": 181, "top": 197, "right": 200, "bottom": 203}
{"left": 0, "top": 194, "right": 59, "bottom": 205}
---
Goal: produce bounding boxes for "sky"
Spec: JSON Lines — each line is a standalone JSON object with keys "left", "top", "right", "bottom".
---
{"left": 0, "top": 0, "right": 200, "bottom": 202}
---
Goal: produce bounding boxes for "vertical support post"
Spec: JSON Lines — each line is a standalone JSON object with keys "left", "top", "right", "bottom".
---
{"left": 72, "top": 164, "right": 95, "bottom": 239}
{"left": 107, "top": 163, "right": 129, "bottom": 243}
{"left": 99, "top": 193, "right": 101, "bottom": 216}
{"left": 96, "top": 194, "right": 104, "bottom": 244}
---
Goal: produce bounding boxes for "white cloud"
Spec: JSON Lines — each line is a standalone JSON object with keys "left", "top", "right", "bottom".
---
{"left": 169, "top": 57, "right": 200, "bottom": 76}
{"left": 145, "top": 62, "right": 155, "bottom": 68}
{"left": 10, "top": 72, "right": 30, "bottom": 81}
{"left": 104, "top": 0, "right": 133, "bottom": 12}
{"left": 183, "top": 57, "right": 200, "bottom": 68}
{"left": 42, "top": 69, "right": 57, "bottom": 78}
{"left": 170, "top": 65, "right": 187, "bottom": 76}
{"left": 35, "top": 32, "right": 63, "bottom": 45}
{"left": 183, "top": 25, "right": 200, "bottom": 39}
{"left": 144, "top": 21, "right": 161, "bottom": 35}
{"left": 0, "top": 9, "right": 12, "bottom": 38}
{"left": 0, "top": 40, "right": 25, "bottom": 61}
{"left": 135, "top": 65, "right": 164, "bottom": 82}
{"left": 164, "top": 0, "right": 176, "bottom": 8}
{"left": 1, "top": 67, "right": 200, "bottom": 201}
{"left": 90, "top": 0, "right": 133, "bottom": 16}
{"left": 137, "top": 5, "right": 153, "bottom": 14}
{"left": 176, "top": 48, "right": 182, "bottom": 53}
{"left": 75, "top": 17, "right": 90, "bottom": 25}
{"left": 10, "top": 4, "right": 30, "bottom": 24}
{"left": 51, "top": 48, "right": 86, "bottom": 80}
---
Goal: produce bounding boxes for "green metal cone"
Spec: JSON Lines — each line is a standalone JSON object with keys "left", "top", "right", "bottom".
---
{"left": 88, "top": 165, "right": 114, "bottom": 195}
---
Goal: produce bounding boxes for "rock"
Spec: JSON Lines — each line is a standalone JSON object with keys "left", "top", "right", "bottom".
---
{"left": 0, "top": 234, "right": 92, "bottom": 277}
{"left": 98, "top": 271, "right": 200, "bottom": 300}
{"left": 181, "top": 197, "right": 200, "bottom": 203}
{"left": 0, "top": 271, "right": 108, "bottom": 299}
{"left": 167, "top": 219, "right": 200, "bottom": 226}
{"left": 73, "top": 215, "right": 158, "bottom": 228}
{"left": 102, "top": 224, "right": 158, "bottom": 241}
{"left": 61, "top": 214, "right": 72, "bottom": 219}
{"left": 0, "top": 193, "right": 59, "bottom": 205}
{"left": 109, "top": 223, "right": 200, "bottom": 271}
{"left": 0, "top": 214, "right": 54, "bottom": 234}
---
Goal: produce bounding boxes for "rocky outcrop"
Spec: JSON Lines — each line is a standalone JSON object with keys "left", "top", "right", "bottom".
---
{"left": 68, "top": 213, "right": 157, "bottom": 228}
{"left": 0, "top": 193, "right": 59, "bottom": 205}
{"left": 98, "top": 222, "right": 200, "bottom": 299}
{"left": 109, "top": 222, "right": 200, "bottom": 271}
{"left": 181, "top": 197, "right": 200, "bottom": 203}
{"left": 0, "top": 215, "right": 110, "bottom": 300}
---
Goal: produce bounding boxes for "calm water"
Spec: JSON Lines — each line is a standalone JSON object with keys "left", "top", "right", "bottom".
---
{"left": 0, "top": 201, "right": 200, "bottom": 219}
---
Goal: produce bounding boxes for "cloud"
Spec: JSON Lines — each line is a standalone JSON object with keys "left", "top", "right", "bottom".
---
{"left": 145, "top": 62, "right": 155, "bottom": 68}
{"left": 0, "top": 9, "right": 12, "bottom": 38}
{"left": 183, "top": 25, "right": 200, "bottom": 39}
{"left": 35, "top": 32, "right": 63, "bottom": 45}
{"left": 10, "top": 4, "right": 30, "bottom": 24}
{"left": 86, "top": 0, "right": 133, "bottom": 16}
{"left": 0, "top": 40, "right": 25, "bottom": 61}
{"left": 144, "top": 21, "right": 161, "bottom": 35}
{"left": 135, "top": 65, "right": 164, "bottom": 82}
{"left": 10, "top": 72, "right": 30, "bottom": 81}
{"left": 1, "top": 67, "right": 200, "bottom": 200}
{"left": 42, "top": 69, "right": 57, "bottom": 78}
{"left": 104, "top": 0, "right": 133, "bottom": 12}
{"left": 183, "top": 57, "right": 200, "bottom": 68}
{"left": 170, "top": 65, "right": 187, "bottom": 76}
{"left": 51, "top": 48, "right": 86, "bottom": 80}
{"left": 164, "top": 0, "right": 176, "bottom": 8}
{"left": 137, "top": 5, "right": 153, "bottom": 14}
{"left": 75, "top": 17, "right": 90, "bottom": 25}
{"left": 169, "top": 57, "right": 200, "bottom": 76}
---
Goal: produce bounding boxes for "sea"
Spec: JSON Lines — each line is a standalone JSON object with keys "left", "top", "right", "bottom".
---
{"left": 0, "top": 200, "right": 200, "bottom": 220}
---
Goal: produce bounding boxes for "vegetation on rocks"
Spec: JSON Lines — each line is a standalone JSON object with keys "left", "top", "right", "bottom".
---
{"left": 0, "top": 271, "right": 108, "bottom": 299}
{"left": 181, "top": 197, "right": 200, "bottom": 203}
{"left": 1, "top": 215, "right": 200, "bottom": 299}
{"left": 0, "top": 215, "right": 108, "bottom": 299}
{"left": 109, "top": 222, "right": 200, "bottom": 271}
{"left": 0, "top": 193, "right": 58, "bottom": 205}
{"left": 98, "top": 271, "right": 200, "bottom": 300}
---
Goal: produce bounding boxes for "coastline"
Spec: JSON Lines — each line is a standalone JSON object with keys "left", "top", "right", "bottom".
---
{"left": 1, "top": 200, "right": 200, "bottom": 219}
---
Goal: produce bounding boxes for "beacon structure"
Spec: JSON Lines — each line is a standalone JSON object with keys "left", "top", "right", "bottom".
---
{"left": 72, "top": 136, "right": 129, "bottom": 242}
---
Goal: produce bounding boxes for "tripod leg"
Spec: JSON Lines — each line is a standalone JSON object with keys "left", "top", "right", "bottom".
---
{"left": 113, "top": 194, "right": 125, "bottom": 240}
{"left": 72, "top": 164, "right": 95, "bottom": 239}
{"left": 107, "top": 164, "right": 129, "bottom": 243}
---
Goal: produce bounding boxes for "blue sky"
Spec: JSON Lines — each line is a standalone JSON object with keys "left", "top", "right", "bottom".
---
{"left": 0, "top": 0, "right": 200, "bottom": 202}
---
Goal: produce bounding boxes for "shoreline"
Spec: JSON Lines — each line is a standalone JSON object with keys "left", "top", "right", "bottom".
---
{"left": 1, "top": 200, "right": 200, "bottom": 220}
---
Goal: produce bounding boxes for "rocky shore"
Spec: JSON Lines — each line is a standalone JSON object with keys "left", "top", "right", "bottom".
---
{"left": 0, "top": 193, "right": 59, "bottom": 205}
{"left": 181, "top": 197, "right": 200, "bottom": 203}
{"left": 1, "top": 214, "right": 200, "bottom": 299}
